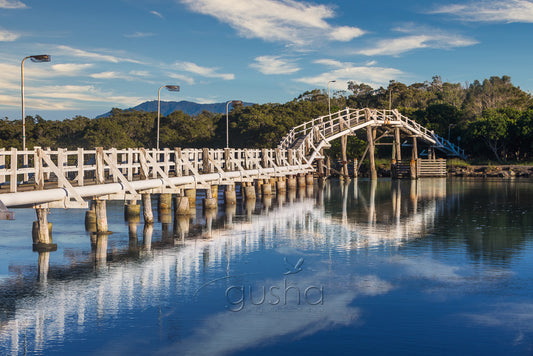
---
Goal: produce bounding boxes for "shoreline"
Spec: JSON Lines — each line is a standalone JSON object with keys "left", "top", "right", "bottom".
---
{"left": 447, "top": 165, "right": 533, "bottom": 178}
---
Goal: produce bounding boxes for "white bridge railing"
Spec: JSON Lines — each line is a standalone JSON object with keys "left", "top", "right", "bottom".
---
{"left": 0, "top": 146, "right": 312, "bottom": 209}
{"left": 278, "top": 108, "right": 466, "bottom": 160}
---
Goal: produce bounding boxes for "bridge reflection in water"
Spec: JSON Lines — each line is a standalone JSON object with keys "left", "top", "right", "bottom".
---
{"left": 0, "top": 179, "right": 448, "bottom": 355}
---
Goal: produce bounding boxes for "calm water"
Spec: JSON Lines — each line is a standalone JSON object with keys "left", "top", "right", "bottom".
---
{"left": 1, "top": 178, "right": 533, "bottom": 355}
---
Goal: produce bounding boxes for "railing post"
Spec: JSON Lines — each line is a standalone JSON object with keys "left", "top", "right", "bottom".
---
{"left": 77, "top": 148, "right": 84, "bottom": 186}
{"left": 175, "top": 147, "right": 182, "bottom": 176}
{"left": 34, "top": 147, "right": 44, "bottom": 190}
{"left": 164, "top": 148, "right": 170, "bottom": 176}
{"left": 224, "top": 148, "right": 231, "bottom": 171}
{"left": 57, "top": 148, "right": 66, "bottom": 187}
{"left": 96, "top": 147, "right": 105, "bottom": 184}
{"left": 0, "top": 148, "right": 5, "bottom": 184}
{"left": 202, "top": 148, "right": 211, "bottom": 173}
{"left": 10, "top": 148, "right": 17, "bottom": 193}
{"left": 127, "top": 148, "right": 133, "bottom": 181}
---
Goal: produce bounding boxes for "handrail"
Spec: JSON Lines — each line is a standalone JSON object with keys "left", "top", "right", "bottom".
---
{"left": 278, "top": 107, "right": 466, "bottom": 160}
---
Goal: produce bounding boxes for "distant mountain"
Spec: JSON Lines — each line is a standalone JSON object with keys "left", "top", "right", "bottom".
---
{"left": 97, "top": 100, "right": 254, "bottom": 118}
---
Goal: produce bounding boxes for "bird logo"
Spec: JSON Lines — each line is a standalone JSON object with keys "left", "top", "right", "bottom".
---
{"left": 284, "top": 257, "right": 304, "bottom": 275}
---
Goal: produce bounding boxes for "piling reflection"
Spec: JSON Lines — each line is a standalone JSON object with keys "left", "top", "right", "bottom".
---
{"left": 3, "top": 178, "right": 532, "bottom": 355}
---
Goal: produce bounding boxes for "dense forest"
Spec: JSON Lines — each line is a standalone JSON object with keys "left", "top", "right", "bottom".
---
{"left": 1, "top": 75, "right": 532, "bottom": 163}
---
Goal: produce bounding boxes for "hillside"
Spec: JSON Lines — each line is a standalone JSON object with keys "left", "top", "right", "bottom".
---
{"left": 98, "top": 100, "right": 254, "bottom": 117}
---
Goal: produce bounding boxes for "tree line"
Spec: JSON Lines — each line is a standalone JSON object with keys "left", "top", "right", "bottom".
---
{"left": 1, "top": 75, "right": 532, "bottom": 163}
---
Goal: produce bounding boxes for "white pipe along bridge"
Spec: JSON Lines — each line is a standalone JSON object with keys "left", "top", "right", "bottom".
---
{"left": 0, "top": 107, "right": 466, "bottom": 249}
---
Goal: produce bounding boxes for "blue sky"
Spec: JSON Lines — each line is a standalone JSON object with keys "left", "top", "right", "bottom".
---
{"left": 1, "top": 0, "right": 532, "bottom": 119}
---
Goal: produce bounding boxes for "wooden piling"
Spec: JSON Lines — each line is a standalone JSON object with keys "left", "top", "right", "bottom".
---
{"left": 158, "top": 193, "right": 172, "bottom": 213}
{"left": 411, "top": 136, "right": 418, "bottom": 180}
{"left": 243, "top": 185, "right": 256, "bottom": 201}
{"left": 142, "top": 193, "right": 154, "bottom": 223}
{"left": 175, "top": 195, "right": 190, "bottom": 215}
{"left": 366, "top": 126, "right": 377, "bottom": 180}
{"left": 297, "top": 174, "right": 306, "bottom": 189}
{"left": 224, "top": 184, "right": 237, "bottom": 205}
{"left": 124, "top": 201, "right": 140, "bottom": 222}
{"left": 95, "top": 199, "right": 109, "bottom": 233}
{"left": 341, "top": 135, "right": 348, "bottom": 178}
{"left": 185, "top": 189, "right": 196, "bottom": 207}
{"left": 276, "top": 177, "right": 286, "bottom": 193}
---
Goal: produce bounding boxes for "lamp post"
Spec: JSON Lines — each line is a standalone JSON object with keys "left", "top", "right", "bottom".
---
{"left": 157, "top": 85, "right": 180, "bottom": 150}
{"left": 21, "top": 54, "right": 51, "bottom": 152}
{"left": 327, "top": 80, "right": 336, "bottom": 116}
{"left": 226, "top": 100, "right": 242, "bottom": 149}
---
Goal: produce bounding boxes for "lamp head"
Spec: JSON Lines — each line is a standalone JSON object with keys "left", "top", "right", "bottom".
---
{"left": 165, "top": 85, "right": 180, "bottom": 92}
{"left": 232, "top": 100, "right": 243, "bottom": 105}
{"left": 30, "top": 54, "right": 51, "bottom": 63}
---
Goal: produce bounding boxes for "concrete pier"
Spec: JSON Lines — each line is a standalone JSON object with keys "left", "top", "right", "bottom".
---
{"left": 224, "top": 185, "right": 237, "bottom": 205}
{"left": 174, "top": 195, "right": 190, "bottom": 215}
{"left": 185, "top": 189, "right": 196, "bottom": 207}
{"left": 124, "top": 201, "right": 140, "bottom": 222}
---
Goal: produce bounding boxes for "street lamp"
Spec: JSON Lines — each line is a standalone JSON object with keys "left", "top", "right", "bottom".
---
{"left": 327, "top": 80, "right": 336, "bottom": 116}
{"left": 157, "top": 85, "right": 180, "bottom": 150}
{"left": 21, "top": 54, "right": 51, "bottom": 152}
{"left": 226, "top": 100, "right": 242, "bottom": 149}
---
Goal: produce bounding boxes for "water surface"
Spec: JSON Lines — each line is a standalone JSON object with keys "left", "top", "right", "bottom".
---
{"left": 1, "top": 178, "right": 533, "bottom": 355}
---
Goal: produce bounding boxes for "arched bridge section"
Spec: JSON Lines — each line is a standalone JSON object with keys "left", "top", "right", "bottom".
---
{"left": 278, "top": 108, "right": 466, "bottom": 164}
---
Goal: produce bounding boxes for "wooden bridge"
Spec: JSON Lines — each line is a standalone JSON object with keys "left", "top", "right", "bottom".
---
{"left": 0, "top": 107, "right": 465, "bottom": 250}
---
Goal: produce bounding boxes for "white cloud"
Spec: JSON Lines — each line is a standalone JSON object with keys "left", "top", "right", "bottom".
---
{"left": 50, "top": 63, "right": 93, "bottom": 75}
{"left": 297, "top": 60, "right": 404, "bottom": 89}
{"left": 124, "top": 32, "right": 155, "bottom": 38}
{"left": 55, "top": 45, "right": 143, "bottom": 64}
{"left": 150, "top": 10, "right": 164, "bottom": 19}
{"left": 180, "top": 0, "right": 364, "bottom": 46}
{"left": 0, "top": 0, "right": 27, "bottom": 9}
{"left": 313, "top": 59, "right": 344, "bottom": 68}
{"left": 250, "top": 55, "right": 301, "bottom": 75}
{"left": 357, "top": 26, "right": 478, "bottom": 56}
{"left": 330, "top": 26, "right": 365, "bottom": 41}
{"left": 175, "top": 61, "right": 235, "bottom": 80}
{"left": 0, "top": 29, "right": 20, "bottom": 41}
{"left": 168, "top": 72, "right": 195, "bottom": 85}
{"left": 433, "top": 0, "right": 533, "bottom": 23}
{"left": 129, "top": 70, "right": 150, "bottom": 77}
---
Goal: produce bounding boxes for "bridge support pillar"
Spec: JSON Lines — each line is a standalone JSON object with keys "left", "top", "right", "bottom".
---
{"left": 306, "top": 173, "right": 314, "bottom": 186}
{"left": 32, "top": 207, "right": 56, "bottom": 251}
{"left": 411, "top": 136, "right": 418, "bottom": 180}
{"left": 175, "top": 195, "right": 190, "bottom": 216}
{"left": 353, "top": 158, "right": 358, "bottom": 178}
{"left": 287, "top": 176, "right": 297, "bottom": 190}
{"left": 341, "top": 135, "right": 349, "bottom": 179}
{"left": 317, "top": 158, "right": 324, "bottom": 177}
{"left": 211, "top": 185, "right": 219, "bottom": 199}
{"left": 366, "top": 126, "right": 377, "bottom": 180}
{"left": 269, "top": 177, "right": 277, "bottom": 191}
{"left": 224, "top": 184, "right": 237, "bottom": 205}
{"left": 158, "top": 194, "right": 172, "bottom": 214}
{"left": 261, "top": 181, "right": 272, "bottom": 196}
{"left": 243, "top": 185, "right": 256, "bottom": 201}
{"left": 95, "top": 199, "right": 109, "bottom": 233}
{"left": 325, "top": 156, "right": 331, "bottom": 177}
{"left": 85, "top": 200, "right": 97, "bottom": 232}
{"left": 297, "top": 174, "right": 306, "bottom": 189}
{"left": 185, "top": 189, "right": 196, "bottom": 207}
{"left": 125, "top": 200, "right": 140, "bottom": 222}
{"left": 142, "top": 193, "right": 154, "bottom": 223}
{"left": 202, "top": 187, "right": 217, "bottom": 211}
{"left": 276, "top": 177, "right": 286, "bottom": 193}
